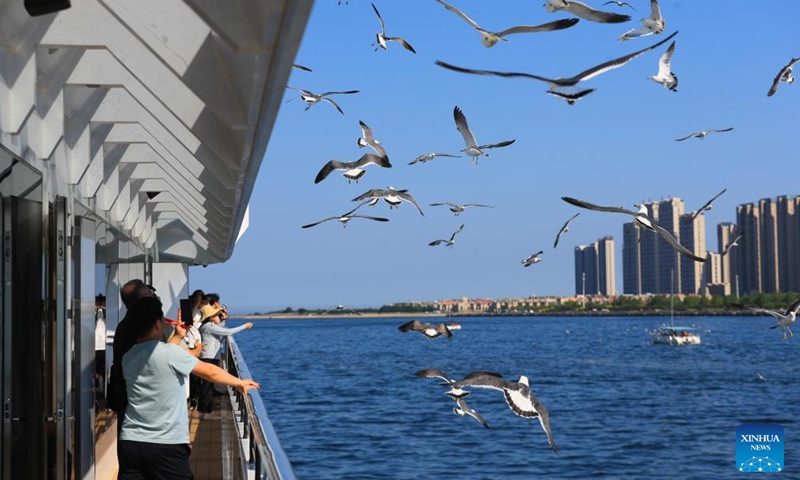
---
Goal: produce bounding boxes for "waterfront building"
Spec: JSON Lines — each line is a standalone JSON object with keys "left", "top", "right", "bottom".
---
{"left": 679, "top": 211, "right": 707, "bottom": 294}
{"left": 717, "top": 222, "right": 737, "bottom": 292}
{"left": 622, "top": 222, "right": 642, "bottom": 294}
{"left": 574, "top": 237, "right": 615, "bottom": 296}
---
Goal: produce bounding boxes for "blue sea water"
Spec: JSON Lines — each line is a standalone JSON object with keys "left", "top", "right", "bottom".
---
{"left": 229, "top": 315, "right": 799, "bottom": 479}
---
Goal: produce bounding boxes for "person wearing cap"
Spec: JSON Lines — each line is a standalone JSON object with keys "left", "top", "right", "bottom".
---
{"left": 196, "top": 304, "right": 253, "bottom": 413}
{"left": 118, "top": 296, "right": 258, "bottom": 479}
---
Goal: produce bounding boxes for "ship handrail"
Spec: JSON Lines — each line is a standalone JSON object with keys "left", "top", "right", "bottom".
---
{"left": 226, "top": 337, "right": 296, "bottom": 480}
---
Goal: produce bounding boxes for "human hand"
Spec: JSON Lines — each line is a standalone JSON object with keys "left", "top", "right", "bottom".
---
{"left": 244, "top": 322, "right": 254, "bottom": 329}
{"left": 236, "top": 379, "right": 260, "bottom": 394}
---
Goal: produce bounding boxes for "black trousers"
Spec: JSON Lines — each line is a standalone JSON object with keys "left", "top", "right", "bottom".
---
{"left": 118, "top": 440, "right": 194, "bottom": 480}
{"left": 197, "top": 359, "right": 219, "bottom": 413}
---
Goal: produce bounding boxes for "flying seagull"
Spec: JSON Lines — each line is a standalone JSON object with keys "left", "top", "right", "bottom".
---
{"left": 562, "top": 196, "right": 706, "bottom": 262}
{"left": 415, "top": 369, "right": 504, "bottom": 428}
{"left": 553, "top": 213, "right": 580, "bottom": 248}
{"left": 291, "top": 63, "right": 312, "bottom": 72}
{"left": 689, "top": 188, "right": 727, "bottom": 222}
{"left": 285, "top": 86, "right": 360, "bottom": 115}
{"left": 732, "top": 296, "right": 800, "bottom": 340}
{"left": 674, "top": 128, "right": 734, "bottom": 142}
{"left": 408, "top": 152, "right": 462, "bottom": 165}
{"left": 398, "top": 320, "right": 453, "bottom": 339}
{"left": 436, "top": 31, "right": 678, "bottom": 90}
{"left": 453, "top": 106, "right": 516, "bottom": 164}
{"left": 327, "top": 304, "right": 361, "bottom": 315}
{"left": 352, "top": 186, "right": 425, "bottom": 216}
{"left": 721, "top": 234, "right": 742, "bottom": 257}
{"left": 453, "top": 374, "right": 559, "bottom": 454}
{"left": 767, "top": 57, "right": 799, "bottom": 97}
{"left": 314, "top": 153, "right": 392, "bottom": 184}
{"left": 356, "top": 121, "right": 389, "bottom": 159}
{"left": 647, "top": 40, "right": 677, "bottom": 91}
{"left": 429, "top": 223, "right": 465, "bottom": 248}
{"left": 435, "top": 0, "right": 579, "bottom": 48}
{"left": 618, "top": 0, "right": 665, "bottom": 41}
{"left": 301, "top": 202, "right": 389, "bottom": 229}
{"left": 602, "top": 0, "right": 635, "bottom": 9}
{"left": 372, "top": 3, "right": 416, "bottom": 53}
{"left": 544, "top": 0, "right": 630, "bottom": 23}
{"left": 430, "top": 202, "right": 494, "bottom": 216}
{"left": 522, "top": 251, "right": 544, "bottom": 267}
{"left": 546, "top": 88, "right": 596, "bottom": 105}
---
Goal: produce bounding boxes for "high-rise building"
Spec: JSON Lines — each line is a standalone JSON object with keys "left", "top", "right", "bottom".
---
{"left": 736, "top": 203, "right": 762, "bottom": 294}
{"left": 705, "top": 252, "right": 726, "bottom": 295}
{"left": 657, "top": 198, "right": 684, "bottom": 293}
{"left": 575, "top": 237, "right": 615, "bottom": 296}
{"left": 717, "top": 222, "right": 737, "bottom": 289}
{"left": 640, "top": 203, "right": 660, "bottom": 293}
{"left": 679, "top": 212, "right": 707, "bottom": 294}
{"left": 776, "top": 196, "right": 799, "bottom": 292}
{"left": 623, "top": 222, "right": 642, "bottom": 294}
{"left": 597, "top": 236, "right": 616, "bottom": 296}
{"left": 759, "top": 198, "right": 780, "bottom": 292}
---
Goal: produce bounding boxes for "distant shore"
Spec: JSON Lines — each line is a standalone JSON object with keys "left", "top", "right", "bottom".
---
{"left": 236, "top": 310, "right": 749, "bottom": 320}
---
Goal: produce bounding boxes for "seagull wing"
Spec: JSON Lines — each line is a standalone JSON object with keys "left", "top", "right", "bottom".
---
{"left": 497, "top": 18, "right": 580, "bottom": 38}
{"left": 732, "top": 303, "right": 782, "bottom": 318}
{"left": 462, "top": 203, "right": 494, "bottom": 208}
{"left": 285, "top": 86, "right": 313, "bottom": 95}
{"left": 708, "top": 128, "right": 734, "bottom": 134}
{"left": 359, "top": 120, "right": 376, "bottom": 144}
{"left": 319, "top": 90, "right": 360, "bottom": 97}
{"left": 453, "top": 374, "right": 512, "bottom": 392}
{"left": 435, "top": 0, "right": 482, "bottom": 31}
{"left": 649, "top": 0, "right": 663, "bottom": 22}
{"left": 314, "top": 160, "right": 349, "bottom": 184}
{"left": 562, "top": 196, "right": 638, "bottom": 216}
{"left": 300, "top": 216, "right": 339, "bottom": 229}
{"left": 320, "top": 97, "right": 345, "bottom": 115}
{"left": 651, "top": 222, "right": 706, "bottom": 262}
{"left": 371, "top": 3, "right": 385, "bottom": 33}
{"left": 450, "top": 223, "right": 465, "bottom": 241}
{"left": 430, "top": 202, "right": 457, "bottom": 208}
{"left": 386, "top": 36, "right": 417, "bottom": 53}
{"left": 674, "top": 132, "right": 698, "bottom": 142}
{"left": 349, "top": 214, "right": 390, "bottom": 222}
{"left": 478, "top": 139, "right": 516, "bottom": 150}
{"left": 546, "top": 88, "right": 596, "bottom": 103}
{"left": 397, "top": 191, "right": 425, "bottom": 216}
{"left": 351, "top": 188, "right": 387, "bottom": 202}
{"left": 433, "top": 153, "right": 461, "bottom": 157}
{"left": 768, "top": 58, "right": 800, "bottom": 96}
{"left": 415, "top": 368, "right": 454, "bottom": 383}
{"left": 531, "top": 397, "right": 559, "bottom": 454}
{"left": 291, "top": 64, "right": 312, "bottom": 72}
{"left": 616, "top": 23, "right": 657, "bottom": 41}
{"left": 355, "top": 153, "right": 393, "bottom": 169}
{"left": 690, "top": 188, "right": 727, "bottom": 221}
{"left": 721, "top": 234, "right": 742, "bottom": 256}
{"left": 657, "top": 41, "right": 675, "bottom": 78}
{"left": 563, "top": 0, "right": 631, "bottom": 23}
{"left": 454, "top": 106, "right": 479, "bottom": 148}
{"left": 454, "top": 397, "right": 490, "bottom": 428}
{"left": 785, "top": 296, "right": 800, "bottom": 316}
{"left": 429, "top": 239, "right": 448, "bottom": 246}
{"left": 437, "top": 60, "right": 559, "bottom": 86}
{"left": 554, "top": 213, "right": 580, "bottom": 248}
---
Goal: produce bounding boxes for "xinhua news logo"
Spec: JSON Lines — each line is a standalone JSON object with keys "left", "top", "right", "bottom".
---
{"left": 737, "top": 424, "right": 784, "bottom": 472}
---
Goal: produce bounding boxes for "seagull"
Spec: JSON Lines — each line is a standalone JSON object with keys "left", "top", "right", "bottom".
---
{"left": 351, "top": 186, "right": 425, "bottom": 216}
{"left": 285, "top": 86, "right": 360, "bottom": 115}
{"left": 647, "top": 40, "right": 677, "bottom": 91}
{"left": 674, "top": 128, "right": 734, "bottom": 142}
{"left": 398, "top": 320, "right": 453, "bottom": 339}
{"left": 291, "top": 63, "right": 312, "bottom": 72}
{"left": 721, "top": 234, "right": 742, "bottom": 257}
{"left": 553, "top": 213, "right": 580, "bottom": 248}
{"left": 327, "top": 304, "right": 361, "bottom": 315}
{"left": 435, "top": 0, "right": 579, "bottom": 48}
{"left": 767, "top": 57, "right": 800, "bottom": 97}
{"left": 522, "top": 251, "right": 544, "bottom": 267}
{"left": 436, "top": 31, "right": 678, "bottom": 90}
{"left": 408, "top": 152, "right": 462, "bottom": 165}
{"left": 356, "top": 120, "right": 389, "bottom": 159}
{"left": 314, "top": 153, "right": 392, "bottom": 184}
{"left": 453, "top": 106, "right": 516, "bottom": 164}
{"left": 602, "top": 0, "right": 635, "bottom": 9}
{"left": 372, "top": 3, "right": 416, "bottom": 53}
{"left": 562, "top": 196, "right": 706, "bottom": 262}
{"left": 544, "top": 0, "right": 630, "bottom": 23}
{"left": 546, "top": 88, "right": 596, "bottom": 105}
{"left": 301, "top": 202, "right": 389, "bottom": 229}
{"left": 430, "top": 202, "right": 494, "bottom": 216}
{"left": 453, "top": 374, "right": 559, "bottom": 454}
{"left": 415, "top": 369, "right": 504, "bottom": 428}
{"left": 429, "top": 223, "right": 465, "bottom": 248}
{"left": 618, "top": 0, "right": 664, "bottom": 41}
{"left": 732, "top": 296, "right": 800, "bottom": 340}
{"left": 689, "top": 188, "right": 727, "bottom": 222}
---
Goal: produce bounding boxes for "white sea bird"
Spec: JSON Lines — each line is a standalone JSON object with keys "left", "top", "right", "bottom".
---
{"left": 732, "top": 296, "right": 800, "bottom": 340}
{"left": 689, "top": 188, "right": 727, "bottom": 222}
{"left": 408, "top": 152, "right": 462, "bottom": 165}
{"left": 434, "top": 0, "right": 579, "bottom": 48}
{"left": 314, "top": 153, "right": 392, "bottom": 184}
{"left": 647, "top": 40, "right": 677, "bottom": 91}
{"left": 436, "top": 31, "right": 678, "bottom": 90}
{"left": 767, "top": 57, "right": 800, "bottom": 97}
{"left": 301, "top": 202, "right": 389, "bottom": 229}
{"left": 398, "top": 321, "right": 452, "bottom": 339}
{"left": 553, "top": 213, "right": 580, "bottom": 248}
{"left": 372, "top": 3, "right": 416, "bottom": 53}
{"left": 415, "top": 369, "right": 504, "bottom": 428}
{"left": 356, "top": 120, "right": 388, "bottom": 159}
{"left": 453, "top": 106, "right": 515, "bottom": 164}
{"left": 546, "top": 88, "right": 596, "bottom": 105}
{"left": 721, "top": 234, "right": 742, "bottom": 257}
{"left": 453, "top": 374, "right": 559, "bottom": 454}
{"left": 429, "top": 223, "right": 465, "bottom": 248}
{"left": 674, "top": 128, "right": 733, "bottom": 142}
{"left": 562, "top": 196, "right": 706, "bottom": 263}
{"left": 522, "top": 250, "right": 544, "bottom": 267}
{"left": 429, "top": 202, "right": 494, "bottom": 216}
{"left": 351, "top": 186, "right": 425, "bottom": 216}
{"left": 285, "top": 86, "right": 360, "bottom": 115}
{"left": 618, "top": 0, "right": 664, "bottom": 41}
{"left": 544, "top": 0, "right": 631, "bottom": 23}
{"left": 602, "top": 1, "right": 635, "bottom": 9}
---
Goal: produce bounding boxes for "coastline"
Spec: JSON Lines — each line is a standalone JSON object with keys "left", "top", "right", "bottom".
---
{"left": 235, "top": 310, "right": 749, "bottom": 320}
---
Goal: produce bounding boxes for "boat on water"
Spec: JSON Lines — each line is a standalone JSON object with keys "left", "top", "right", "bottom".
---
{"left": 652, "top": 325, "right": 702, "bottom": 346}
{"left": 447, "top": 322, "right": 462, "bottom": 330}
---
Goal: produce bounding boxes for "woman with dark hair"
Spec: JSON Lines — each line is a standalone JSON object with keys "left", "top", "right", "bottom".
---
{"left": 119, "top": 296, "right": 258, "bottom": 479}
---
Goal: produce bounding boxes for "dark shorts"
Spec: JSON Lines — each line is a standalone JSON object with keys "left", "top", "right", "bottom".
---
{"left": 118, "top": 440, "right": 194, "bottom": 480}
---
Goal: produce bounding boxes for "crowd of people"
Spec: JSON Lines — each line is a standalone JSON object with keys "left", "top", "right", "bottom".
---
{"left": 95, "top": 280, "right": 257, "bottom": 479}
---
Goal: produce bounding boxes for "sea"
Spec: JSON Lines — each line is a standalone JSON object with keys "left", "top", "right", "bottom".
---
{"left": 228, "top": 315, "right": 799, "bottom": 479}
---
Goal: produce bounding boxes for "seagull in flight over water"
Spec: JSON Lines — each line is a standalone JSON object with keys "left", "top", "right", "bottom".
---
{"left": 732, "top": 296, "right": 800, "bottom": 340}
{"left": 522, "top": 251, "right": 544, "bottom": 267}
{"left": 452, "top": 374, "right": 559, "bottom": 454}
{"left": 314, "top": 153, "right": 392, "bottom": 184}
{"left": 602, "top": 1, "right": 635, "bottom": 9}
{"left": 434, "top": 0, "right": 579, "bottom": 48}
{"left": 721, "top": 234, "right": 742, "bottom": 257}
{"left": 301, "top": 202, "right": 389, "bottom": 229}
{"left": 674, "top": 128, "right": 733, "bottom": 142}
{"left": 356, "top": 121, "right": 389, "bottom": 159}
{"left": 408, "top": 152, "right": 462, "bottom": 165}
{"left": 689, "top": 188, "right": 727, "bottom": 222}
{"left": 618, "top": 0, "right": 665, "bottom": 41}
{"left": 647, "top": 40, "right": 678, "bottom": 91}
{"left": 562, "top": 196, "right": 706, "bottom": 262}
{"left": 553, "top": 213, "right": 580, "bottom": 248}
{"left": 429, "top": 223, "right": 465, "bottom": 248}
{"left": 398, "top": 320, "right": 453, "bottom": 339}
{"left": 544, "top": 0, "right": 631, "bottom": 23}
{"left": 285, "top": 86, "right": 360, "bottom": 115}
{"left": 415, "top": 369, "right": 505, "bottom": 428}
{"left": 767, "top": 57, "right": 800, "bottom": 97}
{"left": 430, "top": 202, "right": 494, "bottom": 216}
{"left": 351, "top": 186, "right": 425, "bottom": 216}
{"left": 453, "top": 106, "right": 515, "bottom": 164}
{"left": 372, "top": 3, "right": 416, "bottom": 53}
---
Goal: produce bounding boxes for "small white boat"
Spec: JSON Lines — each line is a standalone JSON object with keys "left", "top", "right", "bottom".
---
{"left": 447, "top": 322, "right": 461, "bottom": 330}
{"left": 652, "top": 325, "right": 701, "bottom": 346}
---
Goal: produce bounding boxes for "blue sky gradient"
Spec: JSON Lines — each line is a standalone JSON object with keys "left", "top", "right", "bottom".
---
{"left": 193, "top": 0, "right": 800, "bottom": 312}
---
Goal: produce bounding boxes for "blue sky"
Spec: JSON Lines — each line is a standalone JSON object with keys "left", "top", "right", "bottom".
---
{"left": 193, "top": 0, "right": 800, "bottom": 313}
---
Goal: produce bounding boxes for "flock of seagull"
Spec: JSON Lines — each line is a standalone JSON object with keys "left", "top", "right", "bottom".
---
{"left": 289, "top": 0, "right": 799, "bottom": 455}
